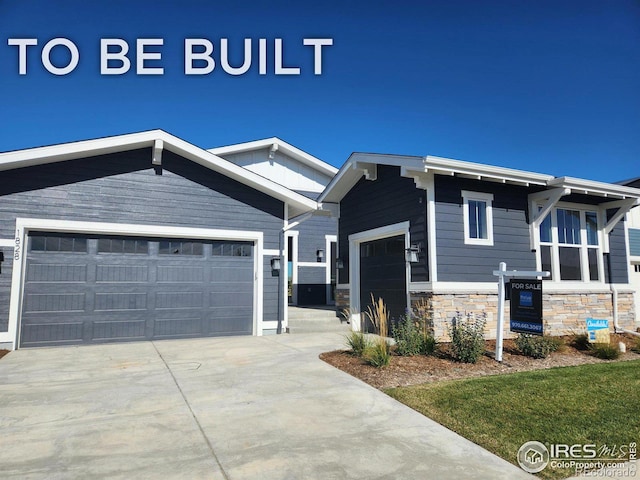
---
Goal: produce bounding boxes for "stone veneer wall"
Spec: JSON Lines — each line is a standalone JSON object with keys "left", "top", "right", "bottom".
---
{"left": 410, "top": 290, "right": 636, "bottom": 341}
{"left": 335, "top": 287, "right": 350, "bottom": 317}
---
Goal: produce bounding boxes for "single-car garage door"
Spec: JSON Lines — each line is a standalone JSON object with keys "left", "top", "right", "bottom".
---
{"left": 20, "top": 232, "right": 255, "bottom": 347}
{"left": 359, "top": 235, "right": 407, "bottom": 333}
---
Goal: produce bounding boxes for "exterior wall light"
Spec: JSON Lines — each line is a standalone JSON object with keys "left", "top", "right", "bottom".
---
{"left": 336, "top": 258, "right": 344, "bottom": 269}
{"left": 405, "top": 245, "right": 420, "bottom": 263}
{"left": 316, "top": 249, "right": 324, "bottom": 262}
{"left": 271, "top": 257, "right": 281, "bottom": 276}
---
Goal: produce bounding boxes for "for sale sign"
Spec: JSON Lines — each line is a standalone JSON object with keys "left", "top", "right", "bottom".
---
{"left": 510, "top": 279, "right": 543, "bottom": 335}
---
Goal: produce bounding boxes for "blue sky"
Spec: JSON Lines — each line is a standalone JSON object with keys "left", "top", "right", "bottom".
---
{"left": 1, "top": 0, "right": 638, "bottom": 183}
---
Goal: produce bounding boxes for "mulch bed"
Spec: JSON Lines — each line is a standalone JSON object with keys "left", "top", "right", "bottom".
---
{"left": 319, "top": 334, "right": 640, "bottom": 389}
{"left": 0, "top": 350, "right": 10, "bottom": 360}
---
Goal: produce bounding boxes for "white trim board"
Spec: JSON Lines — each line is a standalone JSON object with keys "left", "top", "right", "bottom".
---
{"left": 3, "top": 218, "right": 266, "bottom": 349}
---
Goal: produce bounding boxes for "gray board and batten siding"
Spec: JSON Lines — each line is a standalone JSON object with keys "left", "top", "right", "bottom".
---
{"left": 0, "top": 148, "right": 286, "bottom": 343}
{"left": 338, "top": 165, "right": 428, "bottom": 285}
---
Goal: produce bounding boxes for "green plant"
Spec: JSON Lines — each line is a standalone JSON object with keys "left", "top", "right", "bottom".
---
{"left": 447, "top": 310, "right": 487, "bottom": 363}
{"left": 392, "top": 315, "right": 437, "bottom": 356}
{"left": 515, "top": 334, "right": 560, "bottom": 359}
{"left": 345, "top": 331, "right": 371, "bottom": 357}
{"left": 571, "top": 333, "right": 591, "bottom": 351}
{"left": 591, "top": 342, "right": 621, "bottom": 360}
{"left": 364, "top": 341, "right": 391, "bottom": 367}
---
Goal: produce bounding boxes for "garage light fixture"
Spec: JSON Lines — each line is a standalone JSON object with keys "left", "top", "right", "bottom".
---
{"left": 405, "top": 245, "right": 420, "bottom": 263}
{"left": 336, "top": 258, "right": 344, "bottom": 269}
{"left": 316, "top": 249, "right": 324, "bottom": 262}
{"left": 271, "top": 257, "right": 281, "bottom": 275}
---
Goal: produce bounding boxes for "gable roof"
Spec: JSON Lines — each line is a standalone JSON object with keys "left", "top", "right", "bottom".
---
{"left": 0, "top": 130, "right": 318, "bottom": 218}
{"left": 208, "top": 137, "right": 338, "bottom": 177}
{"left": 319, "top": 152, "right": 640, "bottom": 204}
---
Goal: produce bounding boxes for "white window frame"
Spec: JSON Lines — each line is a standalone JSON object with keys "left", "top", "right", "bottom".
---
{"left": 535, "top": 202, "right": 605, "bottom": 284}
{"left": 462, "top": 190, "right": 494, "bottom": 246}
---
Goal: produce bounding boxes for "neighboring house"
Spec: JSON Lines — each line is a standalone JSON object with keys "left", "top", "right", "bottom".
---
{"left": 618, "top": 177, "right": 640, "bottom": 324}
{"left": 319, "top": 153, "right": 640, "bottom": 338}
{"left": 0, "top": 130, "right": 321, "bottom": 349}
{"left": 208, "top": 138, "right": 339, "bottom": 308}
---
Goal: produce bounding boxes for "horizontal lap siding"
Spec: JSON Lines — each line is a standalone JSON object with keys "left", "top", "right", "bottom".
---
{"left": 0, "top": 149, "right": 284, "bottom": 250}
{"left": 338, "top": 165, "right": 427, "bottom": 284}
{"left": 0, "top": 149, "right": 285, "bottom": 331}
{"left": 435, "top": 176, "right": 536, "bottom": 282}
{"left": 606, "top": 220, "right": 629, "bottom": 283}
{"left": 297, "top": 215, "right": 337, "bottom": 263}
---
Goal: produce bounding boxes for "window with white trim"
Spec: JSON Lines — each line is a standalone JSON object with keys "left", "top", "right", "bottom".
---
{"left": 462, "top": 191, "right": 494, "bottom": 246}
{"left": 537, "top": 205, "right": 602, "bottom": 282}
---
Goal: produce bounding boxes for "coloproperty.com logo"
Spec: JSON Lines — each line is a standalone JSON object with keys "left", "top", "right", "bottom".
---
{"left": 517, "top": 441, "right": 637, "bottom": 477}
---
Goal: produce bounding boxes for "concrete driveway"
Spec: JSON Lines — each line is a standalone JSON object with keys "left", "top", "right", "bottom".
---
{"left": 0, "top": 333, "right": 532, "bottom": 479}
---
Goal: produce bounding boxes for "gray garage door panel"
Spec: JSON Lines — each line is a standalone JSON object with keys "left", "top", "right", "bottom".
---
{"left": 20, "top": 233, "right": 254, "bottom": 347}
{"left": 360, "top": 235, "right": 407, "bottom": 333}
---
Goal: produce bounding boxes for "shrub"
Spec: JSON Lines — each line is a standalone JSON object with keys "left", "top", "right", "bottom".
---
{"left": 515, "top": 334, "right": 559, "bottom": 359}
{"left": 421, "top": 335, "right": 438, "bottom": 356}
{"left": 345, "top": 331, "right": 371, "bottom": 357}
{"left": 591, "top": 343, "right": 621, "bottom": 360}
{"left": 364, "top": 340, "right": 391, "bottom": 367}
{"left": 447, "top": 311, "right": 487, "bottom": 363}
{"left": 571, "top": 333, "right": 591, "bottom": 351}
{"left": 392, "top": 315, "right": 438, "bottom": 356}
{"left": 631, "top": 337, "right": 640, "bottom": 354}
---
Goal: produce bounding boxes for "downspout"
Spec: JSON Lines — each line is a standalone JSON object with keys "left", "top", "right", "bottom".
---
{"left": 610, "top": 284, "right": 640, "bottom": 337}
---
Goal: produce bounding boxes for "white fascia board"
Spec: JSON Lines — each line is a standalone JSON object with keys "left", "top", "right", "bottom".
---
{"left": 0, "top": 130, "right": 318, "bottom": 219}
{"left": 0, "top": 130, "right": 163, "bottom": 171}
{"left": 548, "top": 177, "right": 640, "bottom": 200}
{"left": 209, "top": 137, "right": 338, "bottom": 177}
{"left": 318, "top": 153, "right": 424, "bottom": 203}
{"left": 424, "top": 155, "right": 553, "bottom": 186}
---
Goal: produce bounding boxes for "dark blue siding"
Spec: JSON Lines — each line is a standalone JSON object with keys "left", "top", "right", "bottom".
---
{"left": 297, "top": 215, "right": 337, "bottom": 263}
{"left": 338, "top": 165, "right": 427, "bottom": 284}
{"left": 605, "top": 219, "right": 629, "bottom": 284}
{"left": 435, "top": 176, "right": 536, "bottom": 282}
{"left": 0, "top": 148, "right": 285, "bottom": 327}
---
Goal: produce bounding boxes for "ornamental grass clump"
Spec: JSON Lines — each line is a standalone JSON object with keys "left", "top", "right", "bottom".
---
{"left": 345, "top": 331, "right": 371, "bottom": 357}
{"left": 363, "top": 295, "right": 391, "bottom": 368}
{"left": 591, "top": 342, "right": 621, "bottom": 360}
{"left": 447, "top": 310, "right": 487, "bottom": 363}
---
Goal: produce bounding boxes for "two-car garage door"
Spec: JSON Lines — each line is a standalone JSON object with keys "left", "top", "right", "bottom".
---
{"left": 20, "top": 232, "right": 255, "bottom": 347}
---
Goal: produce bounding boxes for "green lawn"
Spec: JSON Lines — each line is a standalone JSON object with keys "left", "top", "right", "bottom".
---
{"left": 385, "top": 360, "right": 640, "bottom": 480}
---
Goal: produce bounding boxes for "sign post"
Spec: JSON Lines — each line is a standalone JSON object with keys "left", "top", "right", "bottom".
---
{"left": 493, "top": 262, "right": 549, "bottom": 362}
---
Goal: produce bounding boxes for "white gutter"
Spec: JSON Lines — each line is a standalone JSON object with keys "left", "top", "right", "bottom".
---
{"left": 610, "top": 284, "right": 640, "bottom": 337}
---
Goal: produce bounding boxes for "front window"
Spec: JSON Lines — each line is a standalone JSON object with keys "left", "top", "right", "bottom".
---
{"left": 462, "top": 191, "right": 494, "bottom": 246}
{"left": 538, "top": 206, "right": 601, "bottom": 282}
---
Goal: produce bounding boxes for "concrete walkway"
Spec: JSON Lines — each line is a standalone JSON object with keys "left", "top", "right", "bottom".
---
{"left": 0, "top": 333, "right": 532, "bottom": 479}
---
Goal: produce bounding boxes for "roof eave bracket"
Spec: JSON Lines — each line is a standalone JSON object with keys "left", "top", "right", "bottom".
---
{"left": 152, "top": 139, "right": 164, "bottom": 166}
